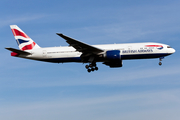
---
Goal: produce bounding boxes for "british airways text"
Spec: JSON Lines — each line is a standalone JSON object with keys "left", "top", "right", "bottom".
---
{"left": 122, "top": 49, "right": 153, "bottom": 53}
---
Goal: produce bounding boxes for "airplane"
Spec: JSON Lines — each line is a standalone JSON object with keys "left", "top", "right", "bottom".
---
{"left": 6, "top": 25, "right": 175, "bottom": 72}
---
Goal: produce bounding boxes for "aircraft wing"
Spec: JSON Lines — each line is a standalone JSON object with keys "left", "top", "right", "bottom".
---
{"left": 56, "top": 33, "right": 104, "bottom": 54}
{"left": 5, "top": 47, "right": 31, "bottom": 55}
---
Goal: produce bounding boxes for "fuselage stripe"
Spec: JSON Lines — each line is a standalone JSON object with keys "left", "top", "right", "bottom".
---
{"left": 145, "top": 45, "right": 163, "bottom": 47}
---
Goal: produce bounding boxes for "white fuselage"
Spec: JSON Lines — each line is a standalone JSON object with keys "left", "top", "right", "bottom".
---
{"left": 18, "top": 42, "right": 175, "bottom": 63}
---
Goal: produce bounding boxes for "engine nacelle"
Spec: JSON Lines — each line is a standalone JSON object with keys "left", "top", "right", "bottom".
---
{"left": 105, "top": 50, "right": 121, "bottom": 60}
{"left": 103, "top": 50, "right": 122, "bottom": 67}
{"left": 103, "top": 60, "right": 122, "bottom": 67}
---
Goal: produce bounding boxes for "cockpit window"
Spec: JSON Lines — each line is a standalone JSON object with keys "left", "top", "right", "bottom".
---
{"left": 167, "top": 46, "right": 171, "bottom": 48}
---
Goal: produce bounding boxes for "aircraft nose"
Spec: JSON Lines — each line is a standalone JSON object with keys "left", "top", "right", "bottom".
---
{"left": 170, "top": 48, "right": 176, "bottom": 54}
{"left": 172, "top": 48, "right": 176, "bottom": 53}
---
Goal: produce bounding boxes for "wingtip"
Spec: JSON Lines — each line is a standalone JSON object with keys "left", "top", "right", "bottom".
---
{"left": 5, "top": 47, "right": 10, "bottom": 50}
{"left": 56, "top": 33, "right": 63, "bottom": 35}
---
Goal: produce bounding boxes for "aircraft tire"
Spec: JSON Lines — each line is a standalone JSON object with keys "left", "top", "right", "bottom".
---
{"left": 88, "top": 69, "right": 91, "bottom": 73}
{"left": 85, "top": 65, "right": 89, "bottom": 69}
{"left": 95, "top": 67, "right": 98, "bottom": 71}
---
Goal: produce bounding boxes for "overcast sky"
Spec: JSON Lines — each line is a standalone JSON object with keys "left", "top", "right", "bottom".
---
{"left": 0, "top": 0, "right": 180, "bottom": 120}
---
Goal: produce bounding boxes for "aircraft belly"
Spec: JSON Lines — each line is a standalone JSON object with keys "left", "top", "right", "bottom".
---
{"left": 24, "top": 51, "right": 82, "bottom": 63}
{"left": 39, "top": 57, "right": 82, "bottom": 63}
{"left": 48, "top": 52, "right": 81, "bottom": 62}
{"left": 121, "top": 53, "right": 171, "bottom": 60}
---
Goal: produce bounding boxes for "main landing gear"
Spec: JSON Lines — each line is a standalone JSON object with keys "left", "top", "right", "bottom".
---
{"left": 159, "top": 57, "right": 164, "bottom": 66}
{"left": 85, "top": 62, "right": 98, "bottom": 73}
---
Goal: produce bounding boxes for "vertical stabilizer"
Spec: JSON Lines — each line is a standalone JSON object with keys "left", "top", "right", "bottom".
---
{"left": 10, "top": 25, "right": 40, "bottom": 50}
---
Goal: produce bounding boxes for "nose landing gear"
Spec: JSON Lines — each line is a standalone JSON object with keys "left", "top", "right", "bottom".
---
{"left": 159, "top": 61, "right": 162, "bottom": 66}
{"left": 159, "top": 57, "right": 164, "bottom": 66}
{"left": 85, "top": 63, "right": 98, "bottom": 73}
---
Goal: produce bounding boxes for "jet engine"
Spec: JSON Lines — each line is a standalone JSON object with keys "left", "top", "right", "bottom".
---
{"left": 103, "top": 50, "right": 122, "bottom": 67}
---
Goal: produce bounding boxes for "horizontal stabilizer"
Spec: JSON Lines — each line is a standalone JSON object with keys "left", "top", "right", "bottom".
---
{"left": 5, "top": 47, "right": 31, "bottom": 55}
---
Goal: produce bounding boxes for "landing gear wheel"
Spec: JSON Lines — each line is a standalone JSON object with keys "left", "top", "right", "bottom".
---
{"left": 87, "top": 69, "right": 91, "bottom": 73}
{"left": 89, "top": 64, "right": 93, "bottom": 68}
{"left": 158, "top": 57, "right": 164, "bottom": 66}
{"left": 95, "top": 67, "right": 98, "bottom": 71}
{"left": 85, "top": 65, "right": 89, "bottom": 69}
{"left": 85, "top": 62, "right": 98, "bottom": 72}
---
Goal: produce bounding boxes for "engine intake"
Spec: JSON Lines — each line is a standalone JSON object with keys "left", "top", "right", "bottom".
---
{"left": 105, "top": 50, "right": 121, "bottom": 60}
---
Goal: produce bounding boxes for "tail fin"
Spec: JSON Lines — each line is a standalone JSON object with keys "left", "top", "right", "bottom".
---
{"left": 10, "top": 25, "right": 40, "bottom": 50}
